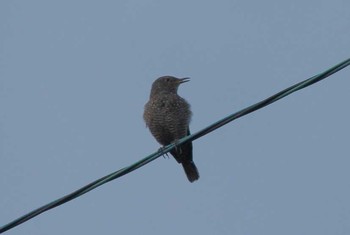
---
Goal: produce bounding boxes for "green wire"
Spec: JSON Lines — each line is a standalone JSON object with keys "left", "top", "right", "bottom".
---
{"left": 1, "top": 58, "right": 349, "bottom": 234}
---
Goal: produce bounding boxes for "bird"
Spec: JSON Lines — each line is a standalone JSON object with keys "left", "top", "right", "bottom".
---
{"left": 143, "top": 76, "right": 199, "bottom": 182}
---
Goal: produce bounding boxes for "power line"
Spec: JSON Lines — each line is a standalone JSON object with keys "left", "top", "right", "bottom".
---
{"left": 1, "top": 58, "right": 349, "bottom": 233}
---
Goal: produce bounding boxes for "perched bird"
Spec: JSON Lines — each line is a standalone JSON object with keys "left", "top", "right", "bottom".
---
{"left": 143, "top": 76, "right": 199, "bottom": 182}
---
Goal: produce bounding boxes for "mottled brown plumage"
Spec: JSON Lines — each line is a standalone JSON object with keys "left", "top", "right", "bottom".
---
{"left": 144, "top": 76, "right": 199, "bottom": 182}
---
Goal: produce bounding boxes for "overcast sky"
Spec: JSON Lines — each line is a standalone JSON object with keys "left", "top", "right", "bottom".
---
{"left": 1, "top": 1, "right": 350, "bottom": 235}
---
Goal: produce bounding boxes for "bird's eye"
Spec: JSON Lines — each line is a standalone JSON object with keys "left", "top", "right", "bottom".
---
{"left": 166, "top": 78, "right": 170, "bottom": 82}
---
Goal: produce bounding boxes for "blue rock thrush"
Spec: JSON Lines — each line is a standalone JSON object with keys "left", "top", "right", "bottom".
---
{"left": 143, "top": 76, "right": 199, "bottom": 182}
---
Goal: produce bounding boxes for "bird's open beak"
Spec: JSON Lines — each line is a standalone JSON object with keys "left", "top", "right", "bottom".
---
{"left": 179, "top": 77, "right": 190, "bottom": 84}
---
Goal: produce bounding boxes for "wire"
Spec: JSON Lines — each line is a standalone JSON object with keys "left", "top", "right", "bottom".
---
{"left": 1, "top": 58, "right": 349, "bottom": 233}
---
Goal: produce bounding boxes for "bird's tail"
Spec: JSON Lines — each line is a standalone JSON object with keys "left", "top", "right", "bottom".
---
{"left": 182, "top": 160, "right": 200, "bottom": 183}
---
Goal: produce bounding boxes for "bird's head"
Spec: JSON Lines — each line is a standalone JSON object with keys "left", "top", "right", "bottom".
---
{"left": 150, "top": 76, "right": 190, "bottom": 97}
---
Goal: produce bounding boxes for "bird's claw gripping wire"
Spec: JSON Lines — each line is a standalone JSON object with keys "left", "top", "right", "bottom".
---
{"left": 158, "top": 147, "right": 170, "bottom": 159}
{"left": 172, "top": 139, "right": 182, "bottom": 155}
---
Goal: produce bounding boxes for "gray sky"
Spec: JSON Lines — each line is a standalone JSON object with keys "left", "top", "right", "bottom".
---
{"left": 1, "top": 1, "right": 350, "bottom": 234}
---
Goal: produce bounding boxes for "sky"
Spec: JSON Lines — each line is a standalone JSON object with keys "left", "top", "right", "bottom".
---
{"left": 1, "top": 1, "right": 350, "bottom": 234}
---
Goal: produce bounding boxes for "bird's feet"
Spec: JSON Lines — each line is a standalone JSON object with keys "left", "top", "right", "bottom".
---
{"left": 158, "top": 146, "right": 170, "bottom": 159}
{"left": 172, "top": 139, "right": 182, "bottom": 155}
